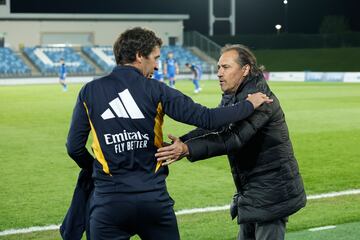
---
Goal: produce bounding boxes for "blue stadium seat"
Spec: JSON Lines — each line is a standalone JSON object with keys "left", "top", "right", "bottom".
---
{"left": 82, "top": 45, "right": 206, "bottom": 74}
{"left": 1, "top": 45, "right": 207, "bottom": 78}
{"left": 82, "top": 46, "right": 115, "bottom": 73}
{"left": 23, "top": 46, "right": 95, "bottom": 76}
{"left": 0, "top": 47, "right": 31, "bottom": 76}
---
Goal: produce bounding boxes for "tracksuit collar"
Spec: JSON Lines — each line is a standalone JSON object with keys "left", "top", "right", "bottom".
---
{"left": 113, "top": 65, "right": 143, "bottom": 76}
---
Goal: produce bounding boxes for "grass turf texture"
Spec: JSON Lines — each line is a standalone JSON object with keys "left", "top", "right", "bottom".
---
{"left": 0, "top": 80, "right": 359, "bottom": 239}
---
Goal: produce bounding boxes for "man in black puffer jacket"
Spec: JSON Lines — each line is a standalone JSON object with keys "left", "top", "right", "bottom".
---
{"left": 156, "top": 44, "right": 306, "bottom": 240}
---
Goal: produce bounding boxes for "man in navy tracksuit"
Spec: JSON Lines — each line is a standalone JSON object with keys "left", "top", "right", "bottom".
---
{"left": 65, "top": 27, "right": 271, "bottom": 240}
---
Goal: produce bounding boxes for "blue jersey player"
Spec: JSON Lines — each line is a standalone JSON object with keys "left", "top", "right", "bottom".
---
{"left": 185, "top": 62, "right": 202, "bottom": 93}
{"left": 164, "top": 52, "right": 179, "bottom": 88}
{"left": 59, "top": 58, "right": 68, "bottom": 91}
{"left": 153, "top": 59, "right": 164, "bottom": 82}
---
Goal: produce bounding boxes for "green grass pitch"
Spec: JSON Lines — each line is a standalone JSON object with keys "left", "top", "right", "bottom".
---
{"left": 0, "top": 80, "right": 360, "bottom": 239}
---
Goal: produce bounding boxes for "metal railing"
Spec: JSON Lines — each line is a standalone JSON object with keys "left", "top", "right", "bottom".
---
{"left": 184, "top": 31, "right": 221, "bottom": 61}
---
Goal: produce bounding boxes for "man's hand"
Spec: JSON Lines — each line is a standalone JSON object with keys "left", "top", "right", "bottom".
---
{"left": 155, "top": 134, "right": 189, "bottom": 166}
{"left": 246, "top": 92, "right": 273, "bottom": 109}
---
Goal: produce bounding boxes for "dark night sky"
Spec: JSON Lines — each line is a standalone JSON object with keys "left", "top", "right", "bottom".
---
{"left": 10, "top": 0, "right": 359, "bottom": 34}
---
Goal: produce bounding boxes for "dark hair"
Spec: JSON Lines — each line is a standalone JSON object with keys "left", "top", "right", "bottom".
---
{"left": 221, "top": 44, "right": 262, "bottom": 78}
{"left": 113, "top": 27, "right": 162, "bottom": 65}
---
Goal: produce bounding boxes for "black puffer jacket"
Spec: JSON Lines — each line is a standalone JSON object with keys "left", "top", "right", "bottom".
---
{"left": 181, "top": 75, "right": 306, "bottom": 223}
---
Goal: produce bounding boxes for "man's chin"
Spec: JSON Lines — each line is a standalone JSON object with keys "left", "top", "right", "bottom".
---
{"left": 220, "top": 85, "right": 226, "bottom": 93}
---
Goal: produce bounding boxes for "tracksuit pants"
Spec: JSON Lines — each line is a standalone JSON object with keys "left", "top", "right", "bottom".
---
{"left": 90, "top": 189, "right": 179, "bottom": 240}
{"left": 238, "top": 217, "right": 288, "bottom": 240}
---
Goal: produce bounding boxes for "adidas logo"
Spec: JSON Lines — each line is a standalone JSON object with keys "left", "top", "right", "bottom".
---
{"left": 101, "top": 89, "right": 145, "bottom": 120}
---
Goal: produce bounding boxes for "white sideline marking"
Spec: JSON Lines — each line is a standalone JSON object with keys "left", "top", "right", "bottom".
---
{"left": 1, "top": 189, "right": 360, "bottom": 236}
{"left": 309, "top": 225, "right": 336, "bottom": 231}
{"left": 0, "top": 225, "right": 60, "bottom": 236}
{"left": 175, "top": 189, "right": 360, "bottom": 215}
{"left": 307, "top": 189, "right": 360, "bottom": 200}
{"left": 176, "top": 205, "right": 229, "bottom": 215}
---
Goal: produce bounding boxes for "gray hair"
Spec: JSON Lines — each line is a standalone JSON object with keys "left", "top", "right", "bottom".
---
{"left": 221, "top": 44, "right": 262, "bottom": 78}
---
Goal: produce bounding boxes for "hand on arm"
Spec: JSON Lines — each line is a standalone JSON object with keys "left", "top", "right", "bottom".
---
{"left": 246, "top": 92, "right": 273, "bottom": 109}
{"left": 155, "top": 134, "right": 189, "bottom": 166}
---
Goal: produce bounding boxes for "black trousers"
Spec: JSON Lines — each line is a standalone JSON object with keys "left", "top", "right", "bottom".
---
{"left": 237, "top": 217, "right": 287, "bottom": 240}
{"left": 90, "top": 189, "right": 179, "bottom": 240}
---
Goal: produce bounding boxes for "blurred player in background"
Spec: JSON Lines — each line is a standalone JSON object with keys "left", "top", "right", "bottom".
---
{"left": 153, "top": 58, "right": 164, "bottom": 82}
{"left": 59, "top": 58, "right": 68, "bottom": 91}
{"left": 185, "top": 62, "right": 202, "bottom": 93}
{"left": 164, "top": 51, "right": 179, "bottom": 88}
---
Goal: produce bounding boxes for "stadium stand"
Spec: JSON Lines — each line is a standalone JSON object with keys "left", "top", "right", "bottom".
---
{"left": 82, "top": 45, "right": 207, "bottom": 73}
{"left": 0, "top": 45, "right": 209, "bottom": 78}
{"left": 160, "top": 45, "right": 205, "bottom": 72}
{"left": 82, "top": 46, "right": 115, "bottom": 73}
{"left": 0, "top": 47, "right": 31, "bottom": 76}
{"left": 23, "top": 46, "right": 95, "bottom": 76}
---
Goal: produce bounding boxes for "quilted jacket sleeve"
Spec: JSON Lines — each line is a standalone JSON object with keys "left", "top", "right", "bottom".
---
{"left": 186, "top": 94, "right": 277, "bottom": 162}
{"left": 181, "top": 75, "right": 276, "bottom": 161}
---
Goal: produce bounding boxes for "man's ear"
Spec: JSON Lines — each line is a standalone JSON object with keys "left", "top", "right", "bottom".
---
{"left": 243, "top": 64, "right": 250, "bottom": 77}
{"left": 135, "top": 52, "right": 143, "bottom": 63}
